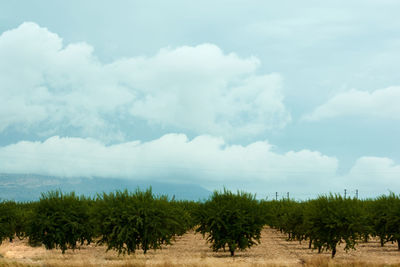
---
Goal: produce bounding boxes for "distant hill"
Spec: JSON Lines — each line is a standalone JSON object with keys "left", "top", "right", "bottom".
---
{"left": 0, "top": 173, "right": 211, "bottom": 202}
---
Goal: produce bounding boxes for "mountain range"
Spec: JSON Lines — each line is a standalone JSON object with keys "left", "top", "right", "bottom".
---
{"left": 0, "top": 173, "right": 211, "bottom": 202}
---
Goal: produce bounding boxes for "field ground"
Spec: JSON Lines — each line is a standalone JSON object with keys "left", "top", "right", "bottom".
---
{"left": 1, "top": 227, "right": 400, "bottom": 267}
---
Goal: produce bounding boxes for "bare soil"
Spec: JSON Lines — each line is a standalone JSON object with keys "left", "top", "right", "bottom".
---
{"left": 1, "top": 227, "right": 400, "bottom": 266}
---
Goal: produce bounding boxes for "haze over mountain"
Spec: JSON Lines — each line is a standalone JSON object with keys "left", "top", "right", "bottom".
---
{"left": 0, "top": 173, "right": 211, "bottom": 202}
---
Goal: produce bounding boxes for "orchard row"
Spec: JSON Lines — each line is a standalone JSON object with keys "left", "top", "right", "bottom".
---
{"left": 1, "top": 189, "right": 400, "bottom": 258}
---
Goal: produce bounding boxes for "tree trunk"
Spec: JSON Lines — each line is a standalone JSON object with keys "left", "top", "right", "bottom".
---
{"left": 380, "top": 237, "right": 385, "bottom": 247}
{"left": 397, "top": 239, "right": 400, "bottom": 250}
{"left": 230, "top": 249, "right": 235, "bottom": 257}
{"left": 309, "top": 239, "right": 312, "bottom": 249}
{"left": 331, "top": 246, "right": 336, "bottom": 258}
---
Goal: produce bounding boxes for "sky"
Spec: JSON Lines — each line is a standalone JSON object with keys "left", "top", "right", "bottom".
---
{"left": 1, "top": 0, "right": 400, "bottom": 199}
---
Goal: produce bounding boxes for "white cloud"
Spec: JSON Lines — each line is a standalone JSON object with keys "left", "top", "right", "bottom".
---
{"left": 2, "top": 134, "right": 399, "bottom": 196}
{"left": 0, "top": 22, "right": 291, "bottom": 140}
{"left": 334, "top": 157, "right": 400, "bottom": 196}
{"left": 303, "top": 86, "right": 400, "bottom": 121}
{"left": 0, "top": 134, "right": 337, "bottom": 193}
{"left": 0, "top": 22, "right": 133, "bottom": 140}
{"left": 348, "top": 157, "right": 400, "bottom": 183}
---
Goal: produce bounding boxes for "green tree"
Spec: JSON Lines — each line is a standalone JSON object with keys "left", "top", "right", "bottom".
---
{"left": 303, "top": 195, "right": 366, "bottom": 258}
{"left": 0, "top": 201, "right": 17, "bottom": 244}
{"left": 369, "top": 195, "right": 391, "bottom": 246}
{"left": 196, "top": 189, "right": 264, "bottom": 256}
{"left": 94, "top": 189, "right": 188, "bottom": 255}
{"left": 373, "top": 193, "right": 400, "bottom": 250}
{"left": 358, "top": 199, "right": 374, "bottom": 243}
{"left": 26, "top": 191, "right": 94, "bottom": 253}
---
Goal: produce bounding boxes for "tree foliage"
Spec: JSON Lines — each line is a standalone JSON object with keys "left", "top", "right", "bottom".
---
{"left": 264, "top": 195, "right": 369, "bottom": 258}
{"left": 368, "top": 194, "right": 400, "bottom": 249}
{"left": 94, "top": 189, "right": 189, "bottom": 254}
{"left": 2, "top": 188, "right": 400, "bottom": 258}
{"left": 196, "top": 189, "right": 264, "bottom": 256}
{"left": 26, "top": 191, "right": 94, "bottom": 253}
{"left": 305, "top": 195, "right": 363, "bottom": 257}
{"left": 0, "top": 201, "right": 18, "bottom": 245}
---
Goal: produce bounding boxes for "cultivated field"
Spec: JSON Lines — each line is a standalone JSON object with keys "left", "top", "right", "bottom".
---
{"left": 1, "top": 227, "right": 400, "bottom": 267}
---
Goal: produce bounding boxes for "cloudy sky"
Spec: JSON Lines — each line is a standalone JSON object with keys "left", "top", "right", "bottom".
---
{"left": 1, "top": 0, "right": 400, "bottom": 199}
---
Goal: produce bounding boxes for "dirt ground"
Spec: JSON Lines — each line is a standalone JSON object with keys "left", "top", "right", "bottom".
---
{"left": 1, "top": 227, "right": 400, "bottom": 267}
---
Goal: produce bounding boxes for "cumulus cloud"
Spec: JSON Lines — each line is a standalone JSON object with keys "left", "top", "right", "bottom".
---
{"left": 0, "top": 134, "right": 337, "bottom": 192}
{"left": 333, "top": 157, "right": 400, "bottom": 196}
{"left": 0, "top": 22, "right": 290, "bottom": 140}
{"left": 302, "top": 86, "right": 400, "bottom": 121}
{"left": 2, "top": 134, "right": 399, "bottom": 196}
{"left": 348, "top": 157, "right": 400, "bottom": 183}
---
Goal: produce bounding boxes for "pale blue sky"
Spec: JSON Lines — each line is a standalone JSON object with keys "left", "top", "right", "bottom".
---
{"left": 1, "top": 1, "right": 400, "bottom": 197}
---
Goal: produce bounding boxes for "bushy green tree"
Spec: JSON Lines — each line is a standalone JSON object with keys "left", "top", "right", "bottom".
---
{"left": 260, "top": 199, "right": 284, "bottom": 231}
{"left": 262, "top": 199, "right": 309, "bottom": 246}
{"left": 369, "top": 193, "right": 400, "bottom": 249}
{"left": 280, "top": 201, "right": 307, "bottom": 242}
{"left": 0, "top": 201, "right": 18, "bottom": 244}
{"left": 94, "top": 189, "right": 188, "bottom": 255}
{"left": 173, "top": 200, "right": 201, "bottom": 230}
{"left": 196, "top": 189, "right": 264, "bottom": 256}
{"left": 303, "top": 195, "right": 366, "bottom": 258}
{"left": 368, "top": 195, "right": 391, "bottom": 246}
{"left": 26, "top": 191, "right": 94, "bottom": 253}
{"left": 358, "top": 199, "right": 374, "bottom": 243}
{"left": 385, "top": 194, "right": 400, "bottom": 250}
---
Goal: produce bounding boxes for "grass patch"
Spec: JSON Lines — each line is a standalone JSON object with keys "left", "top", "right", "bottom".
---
{"left": 0, "top": 259, "right": 37, "bottom": 267}
{"left": 302, "top": 256, "right": 400, "bottom": 267}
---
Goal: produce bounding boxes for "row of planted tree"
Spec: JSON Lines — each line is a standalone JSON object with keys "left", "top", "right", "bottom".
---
{"left": 1, "top": 189, "right": 400, "bottom": 258}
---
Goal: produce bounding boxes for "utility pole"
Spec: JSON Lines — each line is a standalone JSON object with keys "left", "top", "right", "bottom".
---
{"left": 275, "top": 192, "right": 278, "bottom": 201}
{"left": 356, "top": 189, "right": 358, "bottom": 199}
{"left": 287, "top": 192, "right": 289, "bottom": 199}
{"left": 344, "top": 189, "right": 347, "bottom": 198}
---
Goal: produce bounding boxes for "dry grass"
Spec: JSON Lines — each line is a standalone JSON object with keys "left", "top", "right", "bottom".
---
{"left": 1, "top": 228, "right": 400, "bottom": 267}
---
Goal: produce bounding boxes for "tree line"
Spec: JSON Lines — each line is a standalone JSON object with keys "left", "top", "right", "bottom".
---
{"left": 1, "top": 189, "right": 400, "bottom": 258}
